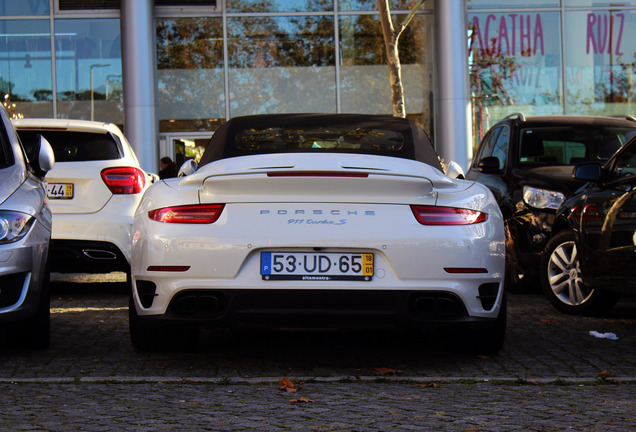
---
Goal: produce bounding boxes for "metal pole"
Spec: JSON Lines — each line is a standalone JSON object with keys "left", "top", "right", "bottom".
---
{"left": 121, "top": 0, "right": 159, "bottom": 174}
{"left": 434, "top": 0, "right": 472, "bottom": 172}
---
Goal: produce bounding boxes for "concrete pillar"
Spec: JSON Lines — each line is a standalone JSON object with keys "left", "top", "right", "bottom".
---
{"left": 434, "top": 0, "right": 472, "bottom": 172}
{"left": 120, "top": 0, "right": 159, "bottom": 174}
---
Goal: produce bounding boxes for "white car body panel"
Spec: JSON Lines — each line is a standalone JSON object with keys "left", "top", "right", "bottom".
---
{"left": 12, "top": 118, "right": 151, "bottom": 272}
{"left": 45, "top": 161, "right": 122, "bottom": 214}
{"left": 132, "top": 154, "right": 505, "bottom": 319}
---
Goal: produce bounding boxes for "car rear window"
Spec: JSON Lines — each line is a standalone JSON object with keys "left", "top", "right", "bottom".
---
{"left": 17, "top": 130, "right": 121, "bottom": 162}
{"left": 234, "top": 126, "right": 404, "bottom": 154}
{"left": 518, "top": 126, "right": 636, "bottom": 166}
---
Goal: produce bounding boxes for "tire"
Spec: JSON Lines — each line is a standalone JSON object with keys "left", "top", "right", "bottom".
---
{"left": 129, "top": 290, "right": 162, "bottom": 351}
{"left": 129, "top": 283, "right": 199, "bottom": 351}
{"left": 440, "top": 294, "right": 507, "bottom": 354}
{"left": 540, "top": 230, "right": 619, "bottom": 315}
{"left": 468, "top": 293, "right": 507, "bottom": 354}
{"left": 11, "top": 259, "right": 51, "bottom": 349}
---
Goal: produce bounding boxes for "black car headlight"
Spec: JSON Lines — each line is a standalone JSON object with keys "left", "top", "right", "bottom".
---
{"left": 522, "top": 186, "right": 565, "bottom": 210}
{"left": 0, "top": 211, "right": 35, "bottom": 244}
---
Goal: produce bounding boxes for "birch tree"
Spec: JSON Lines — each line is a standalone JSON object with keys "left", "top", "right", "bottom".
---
{"left": 377, "top": 0, "right": 425, "bottom": 118}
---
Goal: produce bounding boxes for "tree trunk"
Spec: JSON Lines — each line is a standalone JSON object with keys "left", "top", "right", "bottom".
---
{"left": 377, "top": 0, "right": 424, "bottom": 118}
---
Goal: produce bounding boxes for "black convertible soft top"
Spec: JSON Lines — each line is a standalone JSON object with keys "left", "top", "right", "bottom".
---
{"left": 198, "top": 113, "right": 441, "bottom": 170}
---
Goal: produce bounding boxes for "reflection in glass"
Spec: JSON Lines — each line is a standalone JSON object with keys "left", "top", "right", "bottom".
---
{"left": 339, "top": 14, "right": 432, "bottom": 129}
{"left": 54, "top": 19, "right": 122, "bottom": 123}
{"left": 467, "top": 0, "right": 559, "bottom": 8}
{"left": 0, "top": 20, "right": 52, "bottom": 118}
{"left": 0, "top": 0, "right": 49, "bottom": 16}
{"left": 227, "top": 0, "right": 332, "bottom": 12}
{"left": 228, "top": 16, "right": 335, "bottom": 116}
{"left": 339, "top": 0, "right": 430, "bottom": 12}
{"left": 564, "top": 0, "right": 636, "bottom": 7}
{"left": 565, "top": 10, "right": 636, "bottom": 116}
{"left": 468, "top": 11, "right": 563, "bottom": 142}
{"left": 156, "top": 17, "right": 225, "bottom": 130}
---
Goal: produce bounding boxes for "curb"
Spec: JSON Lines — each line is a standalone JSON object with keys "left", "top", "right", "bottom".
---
{"left": 2, "top": 376, "right": 635, "bottom": 385}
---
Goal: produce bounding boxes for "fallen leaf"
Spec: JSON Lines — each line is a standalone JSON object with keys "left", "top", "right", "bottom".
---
{"left": 372, "top": 367, "right": 403, "bottom": 376}
{"left": 414, "top": 382, "right": 439, "bottom": 388}
{"left": 596, "top": 370, "right": 615, "bottom": 379}
{"left": 476, "top": 355, "right": 489, "bottom": 359}
{"left": 541, "top": 319, "right": 555, "bottom": 324}
{"left": 290, "top": 397, "right": 314, "bottom": 403}
{"left": 279, "top": 377, "right": 295, "bottom": 391}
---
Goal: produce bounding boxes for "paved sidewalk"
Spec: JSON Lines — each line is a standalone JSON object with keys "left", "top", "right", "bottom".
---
{"left": 1, "top": 282, "right": 635, "bottom": 431}
{"left": 3, "top": 282, "right": 635, "bottom": 381}
{"left": 2, "top": 380, "right": 635, "bottom": 431}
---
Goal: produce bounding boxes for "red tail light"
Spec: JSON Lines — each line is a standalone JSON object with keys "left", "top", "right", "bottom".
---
{"left": 101, "top": 167, "right": 146, "bottom": 194}
{"left": 148, "top": 204, "right": 225, "bottom": 224}
{"left": 411, "top": 205, "right": 487, "bottom": 225}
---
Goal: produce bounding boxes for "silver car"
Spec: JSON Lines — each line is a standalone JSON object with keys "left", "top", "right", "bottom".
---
{"left": 0, "top": 106, "right": 54, "bottom": 349}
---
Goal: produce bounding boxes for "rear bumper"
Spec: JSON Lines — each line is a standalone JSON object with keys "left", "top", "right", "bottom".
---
{"left": 50, "top": 195, "right": 138, "bottom": 267}
{"left": 50, "top": 239, "right": 129, "bottom": 273}
{"left": 132, "top": 286, "right": 503, "bottom": 328}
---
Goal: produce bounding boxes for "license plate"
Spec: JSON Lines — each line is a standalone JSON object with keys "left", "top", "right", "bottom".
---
{"left": 261, "top": 252, "right": 374, "bottom": 281}
{"left": 46, "top": 183, "right": 74, "bottom": 199}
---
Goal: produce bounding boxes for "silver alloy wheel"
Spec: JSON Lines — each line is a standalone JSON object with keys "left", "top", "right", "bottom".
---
{"left": 546, "top": 240, "right": 593, "bottom": 306}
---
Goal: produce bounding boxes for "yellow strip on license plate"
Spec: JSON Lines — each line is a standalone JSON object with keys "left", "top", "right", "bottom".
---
{"left": 46, "top": 183, "right": 74, "bottom": 199}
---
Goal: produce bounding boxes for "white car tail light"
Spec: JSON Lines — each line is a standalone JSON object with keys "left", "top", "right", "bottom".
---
{"left": 101, "top": 167, "right": 146, "bottom": 194}
{"left": 411, "top": 205, "right": 487, "bottom": 225}
{"left": 148, "top": 204, "right": 225, "bottom": 224}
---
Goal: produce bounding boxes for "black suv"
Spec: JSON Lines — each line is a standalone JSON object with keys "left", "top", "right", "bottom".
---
{"left": 466, "top": 113, "right": 636, "bottom": 291}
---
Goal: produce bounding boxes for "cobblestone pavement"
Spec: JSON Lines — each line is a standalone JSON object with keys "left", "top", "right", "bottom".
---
{"left": 1, "top": 277, "right": 635, "bottom": 431}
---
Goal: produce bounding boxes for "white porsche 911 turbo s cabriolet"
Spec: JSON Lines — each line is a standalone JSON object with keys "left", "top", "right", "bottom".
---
{"left": 130, "top": 114, "right": 506, "bottom": 352}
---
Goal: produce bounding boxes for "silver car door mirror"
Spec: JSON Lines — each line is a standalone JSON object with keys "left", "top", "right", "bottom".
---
{"left": 445, "top": 160, "right": 465, "bottom": 179}
{"left": 177, "top": 159, "right": 198, "bottom": 177}
{"left": 33, "top": 135, "right": 55, "bottom": 177}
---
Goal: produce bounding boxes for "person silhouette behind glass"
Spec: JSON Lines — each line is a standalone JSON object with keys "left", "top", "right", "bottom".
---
{"left": 159, "top": 156, "right": 178, "bottom": 179}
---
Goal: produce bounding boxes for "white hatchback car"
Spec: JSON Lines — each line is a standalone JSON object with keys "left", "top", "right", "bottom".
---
{"left": 13, "top": 119, "right": 154, "bottom": 276}
{"left": 130, "top": 114, "right": 506, "bottom": 352}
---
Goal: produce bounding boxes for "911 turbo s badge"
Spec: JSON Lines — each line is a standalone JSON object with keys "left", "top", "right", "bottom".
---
{"left": 259, "top": 209, "right": 375, "bottom": 226}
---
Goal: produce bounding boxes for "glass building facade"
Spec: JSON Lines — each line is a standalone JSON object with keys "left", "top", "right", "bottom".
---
{"left": 2, "top": 0, "right": 636, "bottom": 164}
{"left": 468, "top": 0, "right": 636, "bottom": 142}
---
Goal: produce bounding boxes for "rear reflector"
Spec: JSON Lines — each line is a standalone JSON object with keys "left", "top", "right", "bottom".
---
{"left": 444, "top": 267, "right": 488, "bottom": 274}
{"left": 267, "top": 171, "right": 368, "bottom": 178}
{"left": 147, "top": 265, "right": 190, "bottom": 272}
{"left": 411, "top": 205, "right": 487, "bottom": 225}
{"left": 101, "top": 167, "right": 146, "bottom": 194}
{"left": 148, "top": 204, "right": 225, "bottom": 224}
